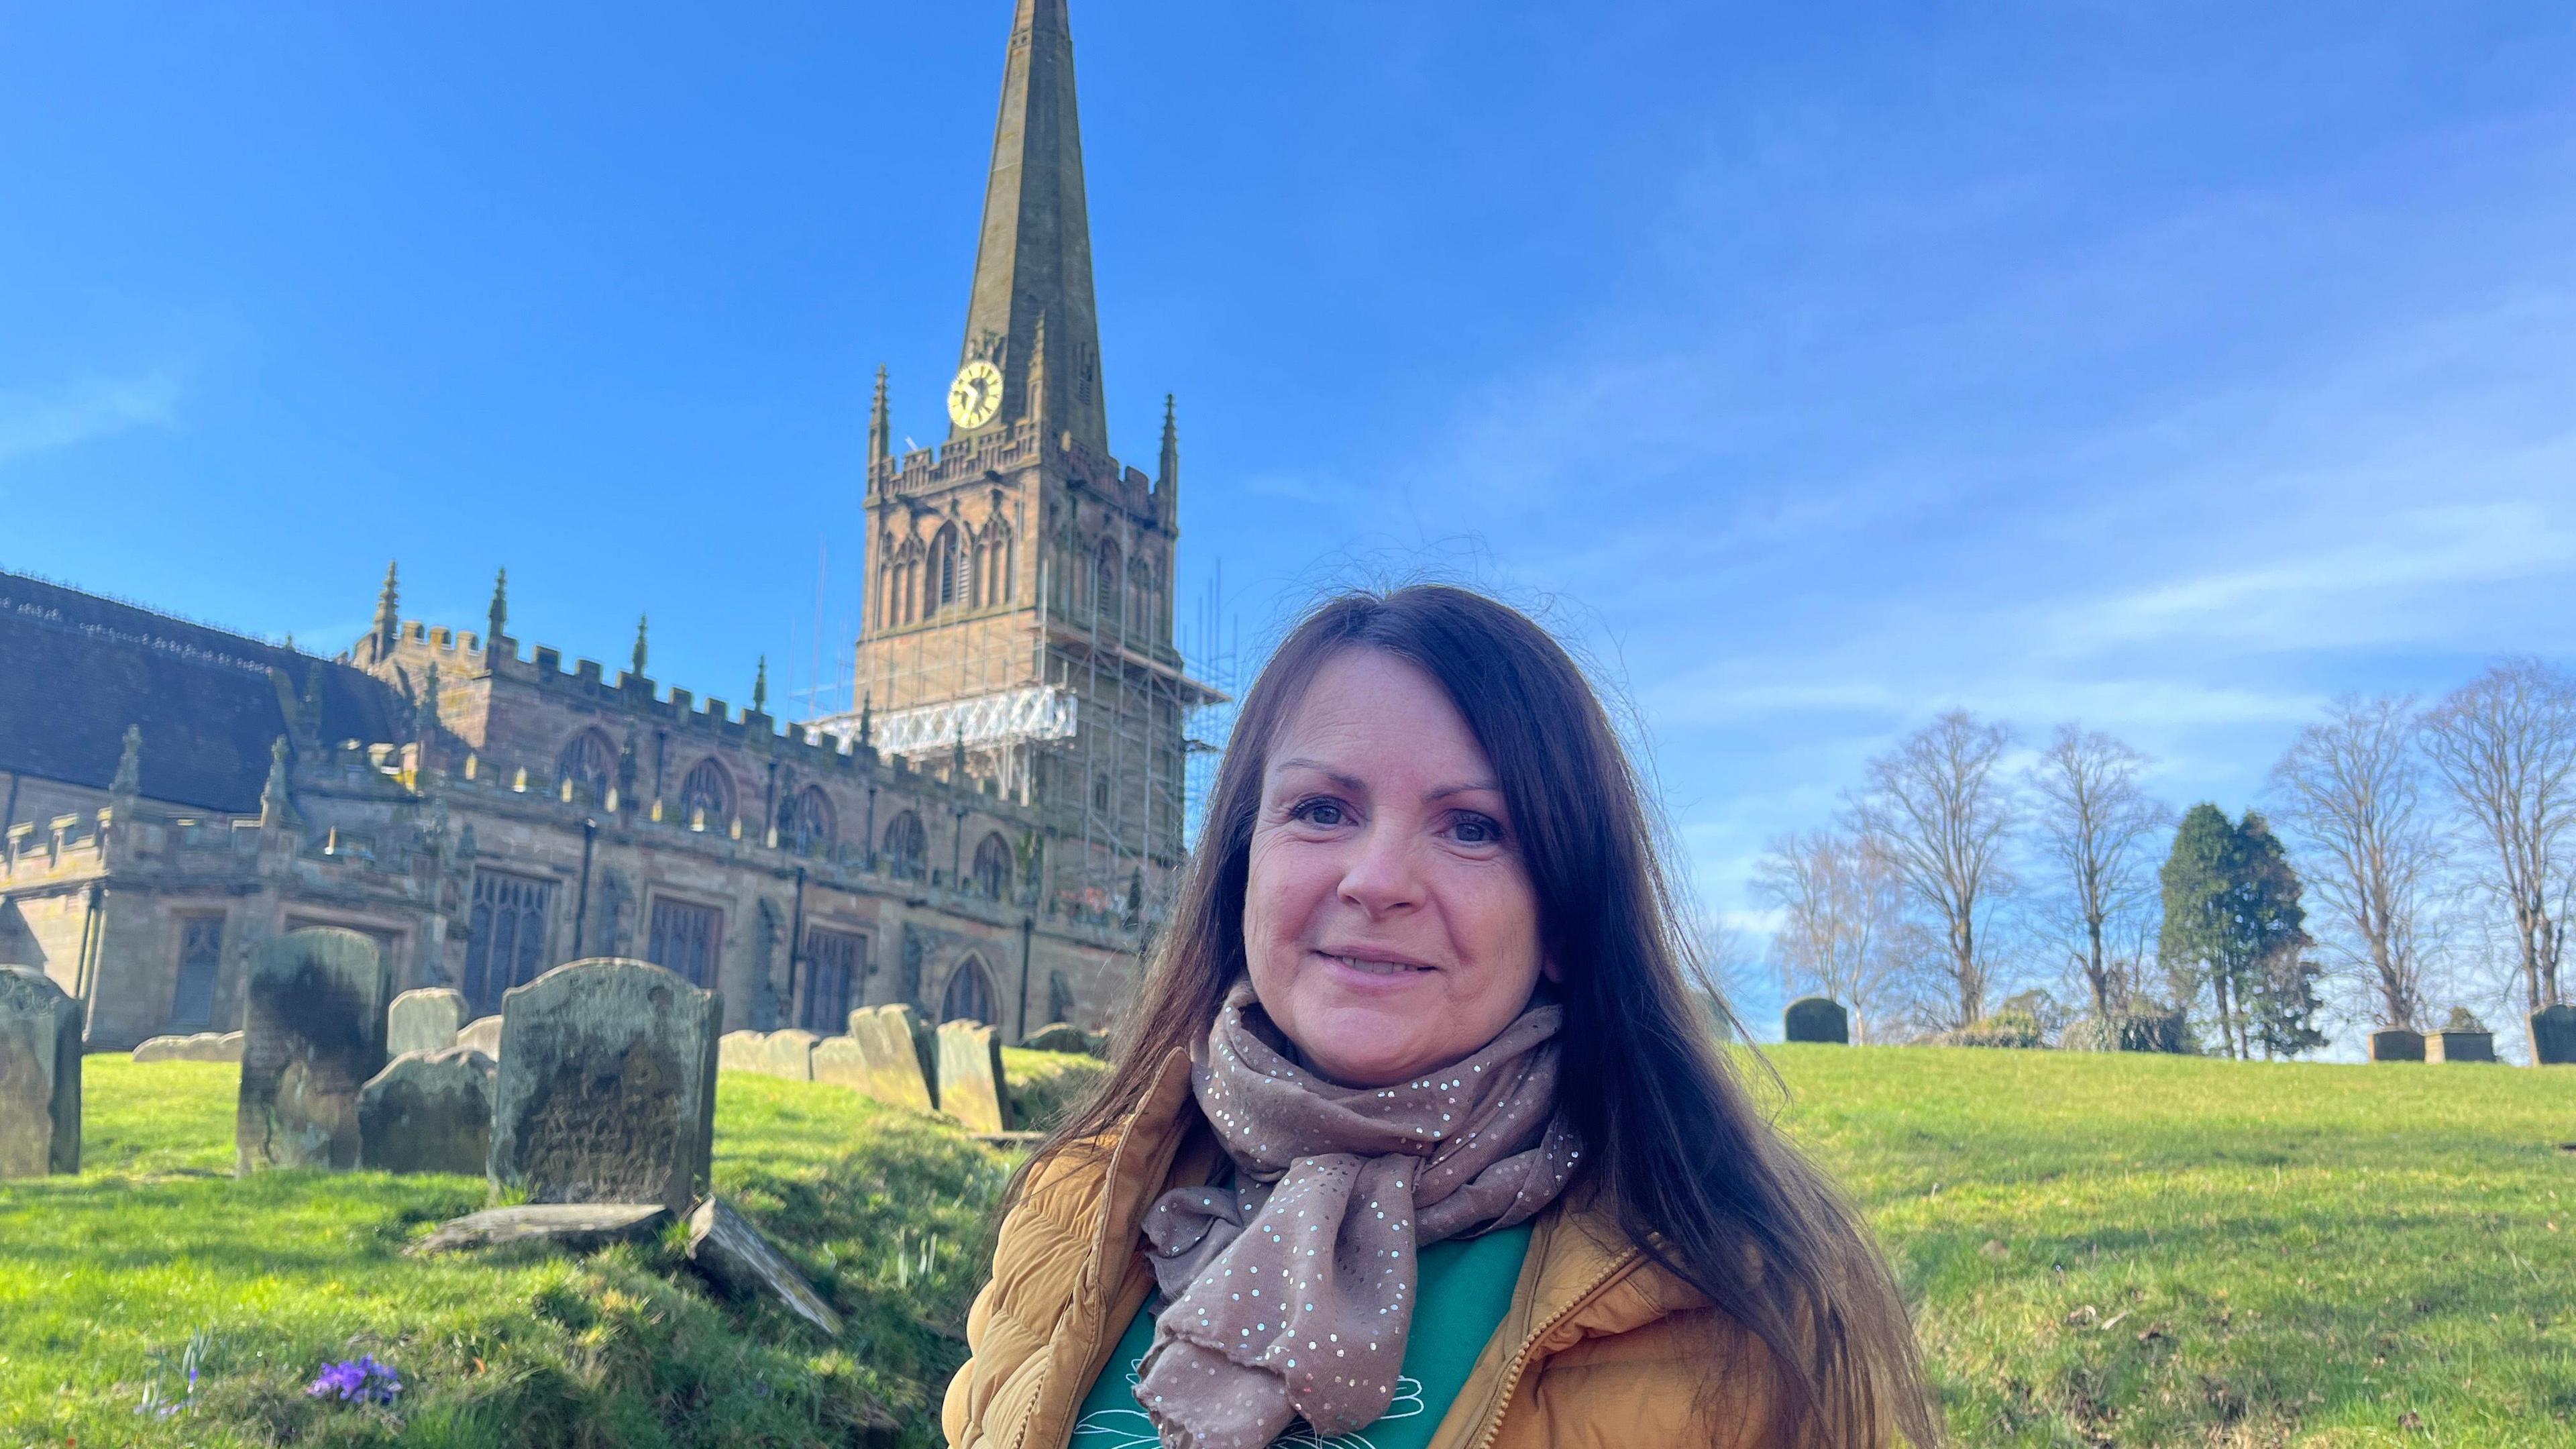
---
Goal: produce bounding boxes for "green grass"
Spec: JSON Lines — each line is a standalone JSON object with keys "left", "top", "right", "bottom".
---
{"left": 0, "top": 1061, "right": 1005, "bottom": 1448}
{"left": 5, "top": 1048, "right": 2572, "bottom": 1447}
{"left": 1767, "top": 1044, "right": 2576, "bottom": 1447}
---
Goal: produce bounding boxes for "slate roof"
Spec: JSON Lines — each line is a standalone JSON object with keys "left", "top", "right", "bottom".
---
{"left": 0, "top": 570, "right": 407, "bottom": 814}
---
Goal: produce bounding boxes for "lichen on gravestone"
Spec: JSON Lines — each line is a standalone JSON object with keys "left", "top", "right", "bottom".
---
{"left": 0, "top": 965, "right": 82, "bottom": 1177}
{"left": 236, "top": 928, "right": 392, "bottom": 1175}
{"left": 486, "top": 958, "right": 719, "bottom": 1215}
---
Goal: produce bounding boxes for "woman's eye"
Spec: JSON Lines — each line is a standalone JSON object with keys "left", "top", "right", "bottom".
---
{"left": 1289, "top": 798, "right": 1348, "bottom": 827}
{"left": 1451, "top": 814, "right": 1503, "bottom": 845}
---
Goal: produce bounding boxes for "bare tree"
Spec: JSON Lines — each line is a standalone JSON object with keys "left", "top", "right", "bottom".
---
{"left": 2269, "top": 695, "right": 2440, "bottom": 1031}
{"left": 2420, "top": 659, "right": 2576, "bottom": 1055}
{"left": 2028, "top": 724, "right": 2170, "bottom": 1021}
{"left": 1750, "top": 829, "right": 1915, "bottom": 1042}
{"left": 1849, "top": 710, "right": 2018, "bottom": 1028}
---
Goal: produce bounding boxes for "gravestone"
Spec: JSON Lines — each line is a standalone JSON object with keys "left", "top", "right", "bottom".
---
{"left": 456, "top": 1015, "right": 504, "bottom": 1059}
{"left": 0, "top": 965, "right": 81, "bottom": 1177}
{"left": 409, "top": 1202, "right": 669, "bottom": 1256}
{"left": 758, "top": 1029, "right": 819, "bottom": 1081}
{"left": 1783, "top": 996, "right": 1850, "bottom": 1045}
{"left": 718, "top": 1030, "right": 767, "bottom": 1073}
{"left": 2368, "top": 1028, "right": 2426, "bottom": 1063}
{"left": 686, "top": 1195, "right": 845, "bottom": 1340}
{"left": 833, "top": 1005, "right": 936, "bottom": 1111}
{"left": 237, "top": 927, "right": 392, "bottom": 1174}
{"left": 213, "top": 1030, "right": 246, "bottom": 1062}
{"left": 359, "top": 1046, "right": 495, "bottom": 1175}
{"left": 2531, "top": 1005, "right": 2576, "bottom": 1066}
{"left": 935, "top": 1020, "right": 1010, "bottom": 1134}
{"left": 488, "top": 957, "right": 719, "bottom": 1214}
{"left": 1021, "top": 1022, "right": 1099, "bottom": 1056}
{"left": 387, "top": 987, "right": 468, "bottom": 1058}
{"left": 2430, "top": 1029, "right": 2497, "bottom": 1064}
{"left": 132, "top": 1034, "right": 192, "bottom": 1063}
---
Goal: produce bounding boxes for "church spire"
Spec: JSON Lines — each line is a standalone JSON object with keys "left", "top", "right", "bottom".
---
{"left": 1157, "top": 392, "right": 1181, "bottom": 521}
{"left": 371, "top": 561, "right": 400, "bottom": 661}
{"left": 867, "top": 364, "right": 892, "bottom": 467}
{"left": 953, "top": 0, "right": 1107, "bottom": 455}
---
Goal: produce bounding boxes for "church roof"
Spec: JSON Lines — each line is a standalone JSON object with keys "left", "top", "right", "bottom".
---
{"left": 0, "top": 570, "right": 407, "bottom": 814}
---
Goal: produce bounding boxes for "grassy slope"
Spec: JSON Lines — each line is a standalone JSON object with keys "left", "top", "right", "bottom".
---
{"left": 0, "top": 1061, "right": 1003, "bottom": 1448}
{"left": 3, "top": 1048, "right": 2572, "bottom": 1446}
{"left": 1772, "top": 1044, "right": 2576, "bottom": 1447}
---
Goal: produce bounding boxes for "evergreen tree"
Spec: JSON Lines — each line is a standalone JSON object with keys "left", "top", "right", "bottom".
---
{"left": 2160, "top": 804, "right": 2244, "bottom": 1056}
{"left": 2237, "top": 812, "right": 2324, "bottom": 1057}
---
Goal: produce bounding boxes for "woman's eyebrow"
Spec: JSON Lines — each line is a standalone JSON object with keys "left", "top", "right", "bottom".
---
{"left": 1423, "top": 780, "right": 1503, "bottom": 804}
{"left": 1271, "top": 757, "right": 1366, "bottom": 793}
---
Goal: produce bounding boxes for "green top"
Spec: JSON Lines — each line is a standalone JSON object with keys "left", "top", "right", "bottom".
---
{"left": 1067, "top": 1222, "right": 1533, "bottom": 1449}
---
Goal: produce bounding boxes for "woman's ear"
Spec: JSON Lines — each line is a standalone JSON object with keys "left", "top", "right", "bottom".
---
{"left": 1540, "top": 954, "right": 1562, "bottom": 984}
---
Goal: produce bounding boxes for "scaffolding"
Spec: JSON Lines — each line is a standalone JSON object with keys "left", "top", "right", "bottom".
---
{"left": 810, "top": 513, "right": 1231, "bottom": 925}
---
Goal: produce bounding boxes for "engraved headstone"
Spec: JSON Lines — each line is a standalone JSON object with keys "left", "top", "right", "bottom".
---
{"left": 359, "top": 1046, "right": 496, "bottom": 1175}
{"left": 758, "top": 1029, "right": 819, "bottom": 1082}
{"left": 2531, "top": 1005, "right": 2576, "bottom": 1067}
{"left": 488, "top": 958, "right": 719, "bottom": 1214}
{"left": 456, "top": 1015, "right": 504, "bottom": 1059}
{"left": 0, "top": 965, "right": 81, "bottom": 1177}
{"left": 2368, "top": 1028, "right": 2426, "bottom": 1063}
{"left": 237, "top": 928, "right": 392, "bottom": 1173}
{"left": 935, "top": 1020, "right": 1010, "bottom": 1134}
{"left": 387, "top": 987, "right": 468, "bottom": 1058}
{"left": 718, "top": 1030, "right": 767, "bottom": 1073}
{"left": 1783, "top": 996, "right": 1850, "bottom": 1045}
{"left": 833, "top": 1005, "right": 936, "bottom": 1112}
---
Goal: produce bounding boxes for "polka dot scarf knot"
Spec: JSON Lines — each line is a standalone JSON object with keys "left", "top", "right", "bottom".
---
{"left": 1132, "top": 981, "right": 1582, "bottom": 1449}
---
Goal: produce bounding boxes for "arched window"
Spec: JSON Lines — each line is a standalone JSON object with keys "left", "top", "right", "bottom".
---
{"left": 971, "top": 833, "right": 1013, "bottom": 900}
{"left": 934, "top": 525, "right": 961, "bottom": 612}
{"left": 783, "top": 786, "right": 836, "bottom": 855}
{"left": 883, "top": 810, "right": 928, "bottom": 879}
{"left": 1129, "top": 558, "right": 1155, "bottom": 639}
{"left": 941, "top": 955, "right": 998, "bottom": 1026}
{"left": 1093, "top": 540, "right": 1120, "bottom": 625}
{"left": 679, "top": 757, "right": 733, "bottom": 825}
{"left": 555, "top": 729, "right": 614, "bottom": 804}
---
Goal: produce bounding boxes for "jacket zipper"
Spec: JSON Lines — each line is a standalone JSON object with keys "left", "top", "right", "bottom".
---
{"left": 1460, "top": 1248, "right": 1642, "bottom": 1449}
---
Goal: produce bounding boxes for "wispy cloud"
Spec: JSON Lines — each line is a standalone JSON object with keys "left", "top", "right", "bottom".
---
{"left": 0, "top": 368, "right": 186, "bottom": 469}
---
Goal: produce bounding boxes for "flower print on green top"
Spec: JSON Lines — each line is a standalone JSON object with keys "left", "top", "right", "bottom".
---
{"left": 1069, "top": 1222, "right": 1532, "bottom": 1449}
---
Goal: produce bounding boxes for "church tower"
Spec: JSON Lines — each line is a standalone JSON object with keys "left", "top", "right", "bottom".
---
{"left": 846, "top": 0, "right": 1213, "bottom": 916}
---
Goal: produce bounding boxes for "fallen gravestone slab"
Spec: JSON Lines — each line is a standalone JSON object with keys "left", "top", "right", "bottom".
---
{"left": 407, "top": 1201, "right": 669, "bottom": 1256}
{"left": 456, "top": 1015, "right": 503, "bottom": 1059}
{"left": 1019, "top": 1022, "right": 1098, "bottom": 1056}
{"left": 686, "top": 1195, "right": 845, "bottom": 1339}
{"left": 2369, "top": 1028, "right": 2426, "bottom": 1063}
{"left": 488, "top": 957, "right": 720, "bottom": 1214}
{"left": 132, "top": 1034, "right": 192, "bottom": 1063}
{"left": 0, "top": 965, "right": 82, "bottom": 1177}
{"left": 358, "top": 1047, "right": 495, "bottom": 1175}
{"left": 237, "top": 927, "right": 391, "bottom": 1174}
{"left": 213, "top": 1030, "right": 245, "bottom": 1063}
{"left": 1783, "top": 996, "right": 1850, "bottom": 1045}
{"left": 387, "top": 987, "right": 468, "bottom": 1058}
{"left": 936, "top": 1020, "right": 1010, "bottom": 1134}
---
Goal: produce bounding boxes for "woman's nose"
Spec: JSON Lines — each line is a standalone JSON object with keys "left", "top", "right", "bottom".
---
{"left": 1335, "top": 824, "right": 1424, "bottom": 916}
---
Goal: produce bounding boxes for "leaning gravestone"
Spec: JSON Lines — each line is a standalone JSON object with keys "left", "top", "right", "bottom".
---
{"left": 359, "top": 1046, "right": 495, "bottom": 1175}
{"left": 1783, "top": 996, "right": 1850, "bottom": 1045}
{"left": 2532, "top": 1005, "right": 2576, "bottom": 1067}
{"left": 935, "top": 1020, "right": 1010, "bottom": 1134}
{"left": 832, "top": 1005, "right": 936, "bottom": 1111}
{"left": 387, "top": 987, "right": 468, "bottom": 1058}
{"left": 757, "top": 1029, "right": 819, "bottom": 1082}
{"left": 2368, "top": 1028, "right": 2426, "bottom": 1063}
{"left": 487, "top": 958, "right": 719, "bottom": 1215}
{"left": 456, "top": 1015, "right": 504, "bottom": 1060}
{"left": 0, "top": 965, "right": 81, "bottom": 1177}
{"left": 237, "top": 928, "right": 392, "bottom": 1174}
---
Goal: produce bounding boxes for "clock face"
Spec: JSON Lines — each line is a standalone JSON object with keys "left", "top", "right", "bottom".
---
{"left": 947, "top": 360, "right": 1004, "bottom": 429}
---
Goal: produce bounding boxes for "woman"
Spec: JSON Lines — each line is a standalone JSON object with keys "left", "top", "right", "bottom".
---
{"left": 945, "top": 586, "right": 1936, "bottom": 1449}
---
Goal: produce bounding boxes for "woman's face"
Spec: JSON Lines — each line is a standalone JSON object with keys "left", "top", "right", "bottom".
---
{"left": 1242, "top": 648, "right": 1551, "bottom": 1089}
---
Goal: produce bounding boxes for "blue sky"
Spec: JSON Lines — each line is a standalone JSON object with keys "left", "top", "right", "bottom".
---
{"left": 6, "top": 3, "right": 2573, "bottom": 1031}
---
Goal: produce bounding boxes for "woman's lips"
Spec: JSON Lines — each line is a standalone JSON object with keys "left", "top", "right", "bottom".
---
{"left": 1312, "top": 949, "right": 1438, "bottom": 988}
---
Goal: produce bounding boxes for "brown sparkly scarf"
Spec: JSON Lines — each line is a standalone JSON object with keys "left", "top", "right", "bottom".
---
{"left": 1132, "top": 981, "right": 1582, "bottom": 1449}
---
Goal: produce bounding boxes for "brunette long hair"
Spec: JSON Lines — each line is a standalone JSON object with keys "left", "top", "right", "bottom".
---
{"left": 1011, "top": 584, "right": 1938, "bottom": 1446}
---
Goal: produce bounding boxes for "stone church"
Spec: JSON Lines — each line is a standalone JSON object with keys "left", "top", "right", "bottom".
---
{"left": 0, "top": 0, "right": 1216, "bottom": 1051}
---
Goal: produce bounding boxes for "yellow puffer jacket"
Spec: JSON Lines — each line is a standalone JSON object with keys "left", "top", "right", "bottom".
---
{"left": 943, "top": 1048, "right": 1793, "bottom": 1449}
